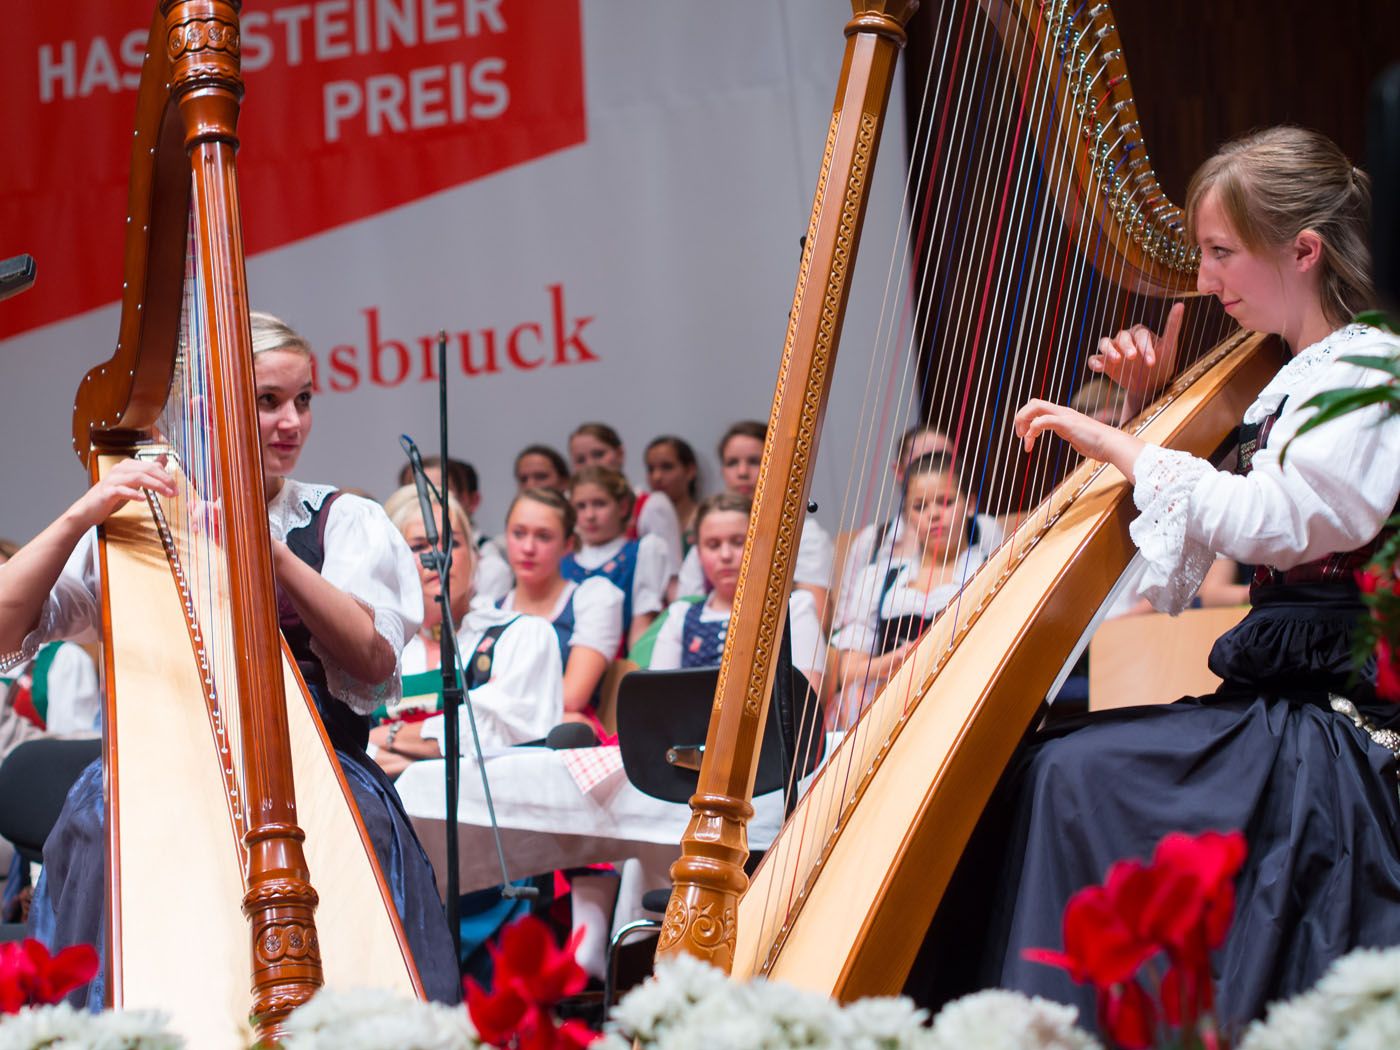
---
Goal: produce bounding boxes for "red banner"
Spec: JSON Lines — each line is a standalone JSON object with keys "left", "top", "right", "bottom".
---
{"left": 0, "top": 0, "right": 586, "bottom": 340}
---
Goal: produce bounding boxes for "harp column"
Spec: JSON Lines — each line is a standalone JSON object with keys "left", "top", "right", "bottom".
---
{"left": 658, "top": 0, "right": 918, "bottom": 973}
{"left": 162, "top": 0, "right": 326, "bottom": 1034}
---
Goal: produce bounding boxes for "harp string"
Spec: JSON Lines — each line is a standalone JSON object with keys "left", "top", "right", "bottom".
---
{"left": 155, "top": 188, "right": 249, "bottom": 860}
{"left": 753, "top": 0, "right": 1238, "bottom": 951}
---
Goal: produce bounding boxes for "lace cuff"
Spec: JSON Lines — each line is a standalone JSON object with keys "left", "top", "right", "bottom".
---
{"left": 1128, "top": 445, "right": 1216, "bottom": 615}
{"left": 0, "top": 600, "right": 64, "bottom": 672}
{"left": 310, "top": 605, "right": 406, "bottom": 716}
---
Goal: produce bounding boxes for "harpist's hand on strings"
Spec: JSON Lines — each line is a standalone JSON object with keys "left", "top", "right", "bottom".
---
{"left": 1087, "top": 301, "right": 1185, "bottom": 416}
{"left": 1014, "top": 400, "right": 1146, "bottom": 482}
{"left": 69, "top": 458, "right": 176, "bottom": 529}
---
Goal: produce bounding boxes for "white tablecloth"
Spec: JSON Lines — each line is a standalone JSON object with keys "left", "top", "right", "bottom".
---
{"left": 395, "top": 745, "right": 788, "bottom": 898}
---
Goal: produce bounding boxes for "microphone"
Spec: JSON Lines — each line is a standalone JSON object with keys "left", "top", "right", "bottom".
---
{"left": 545, "top": 722, "right": 600, "bottom": 750}
{"left": 0, "top": 255, "right": 36, "bottom": 303}
{"left": 399, "top": 434, "right": 440, "bottom": 553}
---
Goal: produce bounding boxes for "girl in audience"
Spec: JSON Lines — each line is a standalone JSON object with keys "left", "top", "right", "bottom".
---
{"left": 651, "top": 493, "right": 825, "bottom": 694}
{"left": 564, "top": 467, "right": 671, "bottom": 648}
{"left": 568, "top": 422, "right": 682, "bottom": 574}
{"left": 675, "top": 421, "right": 835, "bottom": 621}
{"left": 833, "top": 425, "right": 1003, "bottom": 634}
{"left": 513, "top": 444, "right": 570, "bottom": 493}
{"left": 644, "top": 435, "right": 700, "bottom": 554}
{"left": 832, "top": 453, "right": 985, "bottom": 722}
{"left": 0, "top": 312, "right": 458, "bottom": 1003}
{"left": 498, "top": 488, "right": 624, "bottom": 726}
{"left": 368, "top": 488, "right": 562, "bottom": 779}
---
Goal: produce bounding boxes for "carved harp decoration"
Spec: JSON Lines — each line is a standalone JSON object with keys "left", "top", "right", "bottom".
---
{"left": 660, "top": 0, "right": 1281, "bottom": 999}
{"left": 73, "top": 3, "right": 418, "bottom": 1044}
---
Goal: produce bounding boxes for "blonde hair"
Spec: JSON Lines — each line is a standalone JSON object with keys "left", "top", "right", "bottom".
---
{"left": 1186, "top": 127, "right": 1374, "bottom": 327}
{"left": 250, "top": 311, "right": 313, "bottom": 357}
{"left": 383, "top": 484, "right": 474, "bottom": 551}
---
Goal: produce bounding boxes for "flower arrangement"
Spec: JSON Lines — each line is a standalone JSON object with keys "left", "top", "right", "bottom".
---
{"left": 4, "top": 864, "right": 1394, "bottom": 1050}
{"left": 1023, "top": 830, "right": 1246, "bottom": 1049}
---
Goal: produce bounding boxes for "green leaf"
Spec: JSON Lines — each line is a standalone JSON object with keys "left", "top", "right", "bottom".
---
{"left": 1353, "top": 309, "right": 1398, "bottom": 332}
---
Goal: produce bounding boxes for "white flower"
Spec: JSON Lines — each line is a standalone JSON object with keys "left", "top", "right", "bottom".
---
{"left": 927, "top": 990, "right": 1103, "bottom": 1050}
{"left": 838, "top": 997, "right": 937, "bottom": 1049}
{"left": 1338, "top": 1004, "right": 1400, "bottom": 1050}
{"left": 1240, "top": 947, "right": 1400, "bottom": 1050}
{"left": 608, "top": 955, "right": 732, "bottom": 1043}
{"left": 611, "top": 957, "right": 935, "bottom": 1049}
{"left": 0, "top": 1003, "right": 182, "bottom": 1050}
{"left": 1315, "top": 947, "right": 1400, "bottom": 1023}
{"left": 280, "top": 987, "right": 481, "bottom": 1050}
{"left": 1237, "top": 991, "right": 1342, "bottom": 1050}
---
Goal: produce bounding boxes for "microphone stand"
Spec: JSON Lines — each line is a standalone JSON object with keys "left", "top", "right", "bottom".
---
{"left": 432, "top": 327, "right": 465, "bottom": 965}
{"left": 401, "top": 333, "right": 536, "bottom": 968}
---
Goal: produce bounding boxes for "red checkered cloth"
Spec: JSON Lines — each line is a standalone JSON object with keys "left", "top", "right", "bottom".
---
{"left": 560, "top": 745, "right": 625, "bottom": 794}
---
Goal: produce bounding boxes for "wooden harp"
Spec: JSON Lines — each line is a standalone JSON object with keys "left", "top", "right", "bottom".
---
{"left": 658, "top": 0, "right": 1282, "bottom": 999}
{"left": 72, "top": 2, "right": 420, "bottom": 1043}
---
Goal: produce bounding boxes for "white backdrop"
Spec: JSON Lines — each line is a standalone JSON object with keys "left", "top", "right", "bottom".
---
{"left": 0, "top": 1, "right": 916, "bottom": 544}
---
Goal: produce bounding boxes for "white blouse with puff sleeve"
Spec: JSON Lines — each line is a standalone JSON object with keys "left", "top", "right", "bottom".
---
{"left": 268, "top": 481, "right": 423, "bottom": 714}
{"left": 1129, "top": 324, "right": 1400, "bottom": 614}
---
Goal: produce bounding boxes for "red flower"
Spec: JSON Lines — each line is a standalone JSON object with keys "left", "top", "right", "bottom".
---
{"left": 1378, "top": 638, "right": 1400, "bottom": 702}
{"left": 0, "top": 940, "right": 100, "bottom": 1013}
{"left": 491, "top": 917, "right": 588, "bottom": 1006}
{"left": 465, "top": 977, "right": 529, "bottom": 1046}
{"left": 1139, "top": 831, "right": 1245, "bottom": 956}
{"left": 1101, "top": 980, "right": 1156, "bottom": 1050}
{"left": 464, "top": 917, "right": 598, "bottom": 1049}
{"left": 1023, "top": 878, "right": 1156, "bottom": 988}
{"left": 1025, "top": 831, "right": 1247, "bottom": 1047}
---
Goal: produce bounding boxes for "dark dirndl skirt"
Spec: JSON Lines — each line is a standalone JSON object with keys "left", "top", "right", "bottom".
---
{"left": 29, "top": 684, "right": 460, "bottom": 1007}
{"left": 913, "top": 584, "right": 1400, "bottom": 1033}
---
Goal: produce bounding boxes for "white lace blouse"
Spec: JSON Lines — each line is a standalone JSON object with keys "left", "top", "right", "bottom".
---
{"left": 4, "top": 478, "right": 423, "bottom": 716}
{"left": 1130, "top": 324, "right": 1400, "bottom": 614}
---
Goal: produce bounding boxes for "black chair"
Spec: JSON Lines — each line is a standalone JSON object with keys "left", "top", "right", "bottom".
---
{"left": 614, "top": 664, "right": 822, "bottom": 810}
{"left": 0, "top": 737, "right": 102, "bottom": 865}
